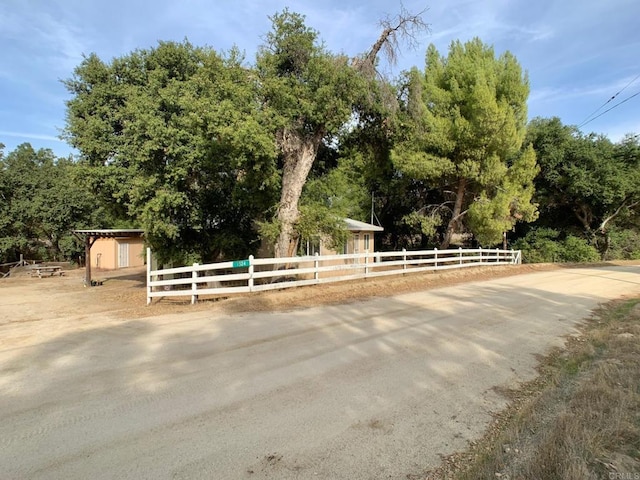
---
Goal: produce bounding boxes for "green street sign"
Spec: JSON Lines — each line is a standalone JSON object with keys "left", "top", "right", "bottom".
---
{"left": 232, "top": 259, "right": 250, "bottom": 268}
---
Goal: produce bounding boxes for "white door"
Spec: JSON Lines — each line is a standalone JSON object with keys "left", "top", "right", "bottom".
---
{"left": 118, "top": 242, "right": 129, "bottom": 268}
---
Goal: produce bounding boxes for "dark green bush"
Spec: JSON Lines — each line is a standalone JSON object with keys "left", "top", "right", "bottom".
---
{"left": 513, "top": 228, "right": 599, "bottom": 263}
{"left": 561, "top": 235, "right": 600, "bottom": 262}
{"left": 603, "top": 228, "right": 640, "bottom": 260}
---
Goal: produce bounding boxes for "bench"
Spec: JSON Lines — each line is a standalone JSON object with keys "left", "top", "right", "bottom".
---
{"left": 31, "top": 266, "right": 65, "bottom": 278}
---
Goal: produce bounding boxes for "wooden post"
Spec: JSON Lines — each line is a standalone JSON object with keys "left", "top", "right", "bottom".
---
{"left": 314, "top": 252, "right": 319, "bottom": 282}
{"left": 83, "top": 235, "right": 100, "bottom": 287}
{"left": 85, "top": 235, "right": 92, "bottom": 287}
{"left": 402, "top": 248, "right": 407, "bottom": 272}
{"left": 434, "top": 248, "right": 438, "bottom": 269}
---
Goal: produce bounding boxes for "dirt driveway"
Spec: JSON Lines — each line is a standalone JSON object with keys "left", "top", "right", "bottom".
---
{"left": 1, "top": 263, "right": 640, "bottom": 479}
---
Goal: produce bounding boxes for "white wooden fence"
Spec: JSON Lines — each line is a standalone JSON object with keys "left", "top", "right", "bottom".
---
{"left": 146, "top": 247, "right": 521, "bottom": 305}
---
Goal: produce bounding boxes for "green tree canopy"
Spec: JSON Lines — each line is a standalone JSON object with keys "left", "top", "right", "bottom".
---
{"left": 391, "top": 38, "right": 538, "bottom": 247}
{"left": 255, "top": 9, "right": 369, "bottom": 257}
{"left": 256, "top": 8, "right": 428, "bottom": 257}
{"left": 64, "top": 9, "right": 428, "bottom": 262}
{"left": 64, "top": 41, "right": 279, "bottom": 263}
{"left": 0, "top": 143, "right": 99, "bottom": 263}
{"left": 526, "top": 117, "right": 640, "bottom": 255}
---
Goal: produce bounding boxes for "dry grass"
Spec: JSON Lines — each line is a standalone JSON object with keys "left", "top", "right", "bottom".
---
{"left": 427, "top": 298, "right": 640, "bottom": 480}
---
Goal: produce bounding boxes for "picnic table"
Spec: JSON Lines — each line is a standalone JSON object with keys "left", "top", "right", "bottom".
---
{"left": 31, "top": 265, "right": 65, "bottom": 278}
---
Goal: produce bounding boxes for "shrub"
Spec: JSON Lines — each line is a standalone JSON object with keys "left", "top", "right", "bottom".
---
{"left": 561, "top": 235, "right": 600, "bottom": 262}
{"left": 513, "top": 228, "right": 599, "bottom": 263}
{"left": 512, "top": 228, "right": 563, "bottom": 263}
{"left": 603, "top": 228, "right": 640, "bottom": 261}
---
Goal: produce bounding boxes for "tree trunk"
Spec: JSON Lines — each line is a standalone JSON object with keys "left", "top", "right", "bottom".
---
{"left": 440, "top": 178, "right": 467, "bottom": 249}
{"left": 273, "top": 128, "right": 323, "bottom": 258}
{"left": 573, "top": 204, "right": 593, "bottom": 233}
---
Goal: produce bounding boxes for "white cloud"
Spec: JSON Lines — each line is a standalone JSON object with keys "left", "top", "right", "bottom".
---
{"left": 1, "top": 5, "right": 89, "bottom": 75}
{"left": 36, "top": 14, "right": 87, "bottom": 72}
{"left": 1, "top": 0, "right": 638, "bottom": 159}
{"left": 530, "top": 75, "right": 640, "bottom": 104}
{"left": 0, "top": 131, "right": 63, "bottom": 142}
{"left": 601, "top": 122, "right": 640, "bottom": 142}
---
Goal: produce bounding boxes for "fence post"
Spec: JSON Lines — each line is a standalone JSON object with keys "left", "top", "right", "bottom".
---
{"left": 459, "top": 247, "right": 463, "bottom": 265}
{"left": 479, "top": 247, "right": 482, "bottom": 264}
{"left": 248, "top": 255, "right": 254, "bottom": 292}
{"left": 146, "top": 247, "right": 152, "bottom": 305}
{"left": 191, "top": 263, "right": 199, "bottom": 305}
{"left": 402, "top": 248, "right": 407, "bottom": 272}
{"left": 496, "top": 248, "right": 500, "bottom": 263}
{"left": 434, "top": 248, "right": 438, "bottom": 269}
{"left": 365, "top": 250, "right": 369, "bottom": 276}
{"left": 314, "top": 252, "right": 319, "bottom": 282}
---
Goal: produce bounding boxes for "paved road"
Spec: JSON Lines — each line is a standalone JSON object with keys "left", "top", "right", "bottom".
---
{"left": 2, "top": 266, "right": 640, "bottom": 479}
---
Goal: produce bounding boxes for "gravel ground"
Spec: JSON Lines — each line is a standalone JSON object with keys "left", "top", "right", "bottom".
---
{"left": 1, "top": 263, "right": 639, "bottom": 479}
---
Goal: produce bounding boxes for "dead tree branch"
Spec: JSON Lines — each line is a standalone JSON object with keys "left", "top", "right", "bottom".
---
{"left": 353, "top": 4, "right": 430, "bottom": 78}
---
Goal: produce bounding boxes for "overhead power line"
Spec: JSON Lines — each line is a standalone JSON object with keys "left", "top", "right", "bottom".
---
{"left": 578, "top": 73, "right": 640, "bottom": 128}
{"left": 578, "top": 90, "right": 640, "bottom": 129}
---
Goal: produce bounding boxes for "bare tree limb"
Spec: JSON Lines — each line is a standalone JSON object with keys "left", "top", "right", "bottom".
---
{"left": 451, "top": 208, "right": 469, "bottom": 224}
{"left": 353, "top": 4, "right": 430, "bottom": 78}
{"left": 599, "top": 199, "right": 640, "bottom": 233}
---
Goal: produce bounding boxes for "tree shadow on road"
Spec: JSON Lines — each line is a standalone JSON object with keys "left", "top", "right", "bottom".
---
{"left": 1, "top": 268, "right": 638, "bottom": 479}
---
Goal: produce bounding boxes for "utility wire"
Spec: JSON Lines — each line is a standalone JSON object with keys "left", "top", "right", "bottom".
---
{"left": 578, "top": 73, "right": 640, "bottom": 128}
{"left": 578, "top": 90, "right": 640, "bottom": 129}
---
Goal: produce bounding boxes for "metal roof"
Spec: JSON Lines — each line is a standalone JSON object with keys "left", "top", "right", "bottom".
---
{"left": 344, "top": 218, "right": 384, "bottom": 232}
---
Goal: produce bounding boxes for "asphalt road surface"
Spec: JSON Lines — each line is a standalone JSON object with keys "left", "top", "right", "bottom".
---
{"left": 2, "top": 265, "right": 640, "bottom": 479}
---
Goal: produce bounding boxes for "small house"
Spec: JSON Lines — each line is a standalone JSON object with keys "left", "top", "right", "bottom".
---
{"left": 74, "top": 229, "right": 145, "bottom": 270}
{"left": 300, "top": 218, "right": 384, "bottom": 256}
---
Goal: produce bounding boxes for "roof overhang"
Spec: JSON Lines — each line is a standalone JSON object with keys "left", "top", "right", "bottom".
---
{"left": 343, "top": 218, "right": 384, "bottom": 232}
{"left": 73, "top": 229, "right": 145, "bottom": 239}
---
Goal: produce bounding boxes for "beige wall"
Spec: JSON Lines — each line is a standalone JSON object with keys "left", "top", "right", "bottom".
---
{"left": 91, "top": 237, "right": 145, "bottom": 270}
{"left": 303, "top": 231, "right": 376, "bottom": 278}
{"left": 320, "top": 230, "right": 376, "bottom": 256}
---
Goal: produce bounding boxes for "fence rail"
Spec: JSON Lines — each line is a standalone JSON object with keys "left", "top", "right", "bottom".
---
{"left": 146, "top": 247, "right": 522, "bottom": 305}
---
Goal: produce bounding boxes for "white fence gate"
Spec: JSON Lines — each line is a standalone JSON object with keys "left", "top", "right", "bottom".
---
{"left": 146, "top": 247, "right": 522, "bottom": 305}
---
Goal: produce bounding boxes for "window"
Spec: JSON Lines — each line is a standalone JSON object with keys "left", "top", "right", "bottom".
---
{"left": 354, "top": 234, "right": 360, "bottom": 254}
{"left": 310, "top": 238, "right": 321, "bottom": 256}
{"left": 364, "top": 234, "right": 370, "bottom": 252}
{"left": 302, "top": 237, "right": 321, "bottom": 256}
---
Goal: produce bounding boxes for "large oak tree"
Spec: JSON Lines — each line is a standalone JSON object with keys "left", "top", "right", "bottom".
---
{"left": 64, "top": 41, "right": 278, "bottom": 263}
{"left": 257, "top": 9, "right": 428, "bottom": 258}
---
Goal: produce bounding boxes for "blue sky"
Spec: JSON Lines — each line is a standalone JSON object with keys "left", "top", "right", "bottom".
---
{"left": 1, "top": 0, "right": 639, "bottom": 158}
